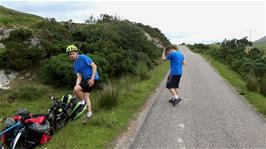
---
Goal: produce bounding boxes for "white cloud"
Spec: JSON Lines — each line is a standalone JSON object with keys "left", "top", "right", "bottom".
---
{"left": 89, "top": 1, "right": 266, "bottom": 43}
{"left": 1, "top": 1, "right": 265, "bottom": 44}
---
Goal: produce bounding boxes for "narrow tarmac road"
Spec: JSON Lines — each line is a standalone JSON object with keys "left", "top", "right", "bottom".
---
{"left": 130, "top": 46, "right": 266, "bottom": 148}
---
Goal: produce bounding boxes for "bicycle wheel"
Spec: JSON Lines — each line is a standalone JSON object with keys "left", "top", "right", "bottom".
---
{"left": 11, "top": 131, "right": 23, "bottom": 149}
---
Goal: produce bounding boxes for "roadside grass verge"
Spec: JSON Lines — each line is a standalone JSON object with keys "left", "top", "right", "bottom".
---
{"left": 0, "top": 84, "right": 71, "bottom": 126}
{"left": 42, "top": 62, "right": 168, "bottom": 149}
{"left": 0, "top": 62, "right": 168, "bottom": 148}
{"left": 202, "top": 54, "right": 266, "bottom": 117}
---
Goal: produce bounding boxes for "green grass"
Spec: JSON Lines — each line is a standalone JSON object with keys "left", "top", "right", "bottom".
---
{"left": 43, "top": 62, "right": 168, "bottom": 149}
{"left": 202, "top": 54, "right": 266, "bottom": 117}
{"left": 0, "top": 84, "right": 71, "bottom": 119}
{"left": 0, "top": 62, "right": 169, "bottom": 149}
{"left": 0, "top": 6, "right": 43, "bottom": 28}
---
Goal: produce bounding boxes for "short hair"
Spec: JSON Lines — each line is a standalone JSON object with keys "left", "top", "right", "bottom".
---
{"left": 168, "top": 45, "right": 177, "bottom": 50}
{"left": 165, "top": 47, "right": 171, "bottom": 52}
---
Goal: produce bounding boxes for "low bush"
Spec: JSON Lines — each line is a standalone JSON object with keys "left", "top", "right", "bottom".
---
{"left": 247, "top": 70, "right": 258, "bottom": 92}
{"left": 0, "top": 44, "right": 45, "bottom": 70}
{"left": 8, "top": 29, "right": 32, "bottom": 41}
{"left": 134, "top": 61, "right": 150, "bottom": 81}
{"left": 98, "top": 82, "right": 118, "bottom": 110}
{"left": 40, "top": 53, "right": 75, "bottom": 88}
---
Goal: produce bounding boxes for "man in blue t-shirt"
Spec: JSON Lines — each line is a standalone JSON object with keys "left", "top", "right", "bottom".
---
{"left": 162, "top": 45, "right": 186, "bottom": 106}
{"left": 66, "top": 45, "right": 99, "bottom": 120}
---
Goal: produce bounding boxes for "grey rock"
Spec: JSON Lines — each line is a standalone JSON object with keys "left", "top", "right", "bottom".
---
{"left": 0, "top": 43, "right": 5, "bottom": 49}
{"left": 0, "top": 27, "right": 15, "bottom": 41}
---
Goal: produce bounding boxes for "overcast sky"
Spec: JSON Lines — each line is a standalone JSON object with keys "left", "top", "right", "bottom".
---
{"left": 1, "top": 0, "right": 265, "bottom": 44}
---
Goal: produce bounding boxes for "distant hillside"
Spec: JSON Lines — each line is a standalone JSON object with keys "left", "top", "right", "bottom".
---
{"left": 253, "top": 36, "right": 266, "bottom": 51}
{"left": 0, "top": 5, "right": 43, "bottom": 27}
{"left": 254, "top": 36, "right": 266, "bottom": 43}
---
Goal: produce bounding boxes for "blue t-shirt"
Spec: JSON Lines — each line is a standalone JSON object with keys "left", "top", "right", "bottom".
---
{"left": 166, "top": 50, "right": 184, "bottom": 75}
{"left": 73, "top": 54, "right": 99, "bottom": 80}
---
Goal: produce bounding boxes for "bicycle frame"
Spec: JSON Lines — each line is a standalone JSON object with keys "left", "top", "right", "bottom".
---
{"left": 0, "top": 122, "right": 21, "bottom": 137}
{"left": 0, "top": 121, "right": 24, "bottom": 149}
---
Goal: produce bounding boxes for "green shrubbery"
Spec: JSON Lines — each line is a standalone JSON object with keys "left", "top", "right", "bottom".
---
{"left": 39, "top": 18, "right": 163, "bottom": 86}
{"left": 189, "top": 37, "right": 266, "bottom": 96}
{"left": 2, "top": 14, "right": 169, "bottom": 88}
{"left": 0, "top": 29, "right": 45, "bottom": 70}
{"left": 247, "top": 70, "right": 258, "bottom": 92}
{"left": 134, "top": 61, "right": 150, "bottom": 81}
{"left": 98, "top": 82, "right": 119, "bottom": 110}
{"left": 40, "top": 54, "right": 75, "bottom": 88}
{"left": 9, "top": 29, "right": 32, "bottom": 41}
{"left": 36, "top": 18, "right": 72, "bottom": 41}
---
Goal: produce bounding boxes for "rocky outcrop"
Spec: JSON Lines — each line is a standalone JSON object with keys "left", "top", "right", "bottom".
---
{"left": 0, "top": 43, "right": 5, "bottom": 49}
{"left": 144, "top": 32, "right": 164, "bottom": 48}
{"left": 0, "top": 70, "right": 19, "bottom": 89}
{"left": 0, "top": 27, "right": 15, "bottom": 41}
{"left": 0, "top": 27, "right": 15, "bottom": 50}
{"left": 29, "top": 37, "right": 40, "bottom": 47}
{"left": 0, "top": 26, "right": 41, "bottom": 49}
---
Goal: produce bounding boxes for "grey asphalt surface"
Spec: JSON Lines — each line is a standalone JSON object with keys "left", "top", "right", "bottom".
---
{"left": 130, "top": 46, "right": 266, "bottom": 149}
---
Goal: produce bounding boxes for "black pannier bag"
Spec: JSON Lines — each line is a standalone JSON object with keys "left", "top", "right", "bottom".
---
{"left": 24, "top": 115, "right": 52, "bottom": 148}
{"left": 1, "top": 109, "right": 53, "bottom": 149}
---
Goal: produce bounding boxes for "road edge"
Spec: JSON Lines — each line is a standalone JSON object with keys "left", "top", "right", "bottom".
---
{"left": 197, "top": 51, "right": 266, "bottom": 122}
{"left": 113, "top": 73, "right": 168, "bottom": 149}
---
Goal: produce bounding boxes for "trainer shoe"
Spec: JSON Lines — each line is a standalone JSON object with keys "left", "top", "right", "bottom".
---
{"left": 173, "top": 98, "right": 182, "bottom": 106}
{"left": 177, "top": 97, "right": 182, "bottom": 103}
{"left": 82, "top": 113, "right": 93, "bottom": 124}
{"left": 169, "top": 98, "right": 174, "bottom": 103}
{"left": 172, "top": 98, "right": 178, "bottom": 106}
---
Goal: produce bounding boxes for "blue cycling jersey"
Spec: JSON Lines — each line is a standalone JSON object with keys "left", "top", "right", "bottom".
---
{"left": 73, "top": 54, "right": 99, "bottom": 80}
{"left": 166, "top": 50, "right": 184, "bottom": 75}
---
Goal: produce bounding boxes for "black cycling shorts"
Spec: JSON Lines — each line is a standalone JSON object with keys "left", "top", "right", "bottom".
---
{"left": 166, "top": 75, "right": 182, "bottom": 89}
{"left": 79, "top": 79, "right": 96, "bottom": 93}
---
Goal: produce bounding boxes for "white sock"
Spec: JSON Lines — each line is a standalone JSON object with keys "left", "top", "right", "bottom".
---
{"left": 80, "top": 100, "right": 85, "bottom": 105}
{"left": 87, "top": 112, "right": 92, "bottom": 118}
{"left": 174, "top": 95, "right": 179, "bottom": 100}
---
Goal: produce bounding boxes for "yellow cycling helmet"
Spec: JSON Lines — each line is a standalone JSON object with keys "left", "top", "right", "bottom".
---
{"left": 66, "top": 45, "right": 78, "bottom": 54}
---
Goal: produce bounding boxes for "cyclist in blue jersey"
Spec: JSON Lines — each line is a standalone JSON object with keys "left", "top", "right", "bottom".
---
{"left": 66, "top": 45, "right": 99, "bottom": 121}
{"left": 162, "top": 45, "right": 186, "bottom": 106}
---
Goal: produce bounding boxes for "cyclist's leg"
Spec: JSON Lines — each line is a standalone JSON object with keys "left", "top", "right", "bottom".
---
{"left": 168, "top": 88, "right": 178, "bottom": 97}
{"left": 174, "top": 88, "right": 179, "bottom": 96}
{"left": 74, "top": 85, "right": 83, "bottom": 101}
{"left": 83, "top": 93, "right": 92, "bottom": 113}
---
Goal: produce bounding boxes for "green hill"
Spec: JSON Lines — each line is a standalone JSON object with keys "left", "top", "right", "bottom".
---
{"left": 0, "top": 5, "right": 43, "bottom": 27}
{"left": 253, "top": 36, "right": 266, "bottom": 53}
